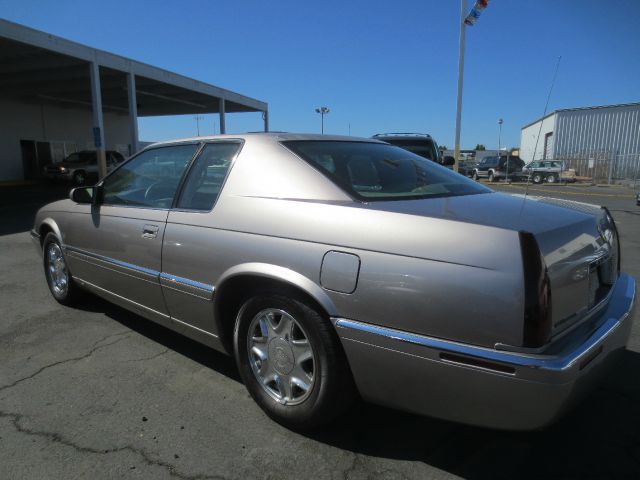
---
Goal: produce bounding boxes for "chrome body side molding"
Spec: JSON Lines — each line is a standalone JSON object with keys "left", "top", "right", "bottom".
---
{"left": 64, "top": 245, "right": 215, "bottom": 301}
{"left": 159, "top": 272, "right": 215, "bottom": 301}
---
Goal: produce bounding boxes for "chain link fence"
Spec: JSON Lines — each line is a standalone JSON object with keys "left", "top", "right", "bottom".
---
{"left": 556, "top": 151, "right": 640, "bottom": 187}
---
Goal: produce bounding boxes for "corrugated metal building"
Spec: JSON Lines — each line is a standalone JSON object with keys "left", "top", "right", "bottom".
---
{"left": 520, "top": 102, "right": 640, "bottom": 182}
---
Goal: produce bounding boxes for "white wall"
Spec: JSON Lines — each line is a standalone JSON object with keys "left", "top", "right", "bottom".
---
{"left": 0, "top": 98, "right": 131, "bottom": 181}
{"left": 519, "top": 114, "right": 556, "bottom": 162}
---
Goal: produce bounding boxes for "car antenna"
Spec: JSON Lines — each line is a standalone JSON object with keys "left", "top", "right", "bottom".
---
{"left": 520, "top": 56, "right": 562, "bottom": 212}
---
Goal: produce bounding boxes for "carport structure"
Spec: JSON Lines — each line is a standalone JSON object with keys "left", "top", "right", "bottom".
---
{"left": 0, "top": 19, "right": 268, "bottom": 179}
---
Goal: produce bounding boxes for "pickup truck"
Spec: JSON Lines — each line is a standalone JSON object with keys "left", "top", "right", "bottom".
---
{"left": 522, "top": 160, "right": 577, "bottom": 184}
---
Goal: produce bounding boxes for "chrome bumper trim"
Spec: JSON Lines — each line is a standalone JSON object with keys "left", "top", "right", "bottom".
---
{"left": 335, "top": 274, "right": 635, "bottom": 373}
{"left": 30, "top": 230, "right": 42, "bottom": 256}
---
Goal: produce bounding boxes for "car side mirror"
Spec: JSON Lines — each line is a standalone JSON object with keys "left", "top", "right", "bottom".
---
{"left": 70, "top": 186, "right": 94, "bottom": 204}
{"left": 70, "top": 185, "right": 103, "bottom": 205}
{"left": 442, "top": 156, "right": 455, "bottom": 166}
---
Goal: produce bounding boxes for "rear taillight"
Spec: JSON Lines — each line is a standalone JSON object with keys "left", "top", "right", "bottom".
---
{"left": 519, "top": 232, "right": 552, "bottom": 348}
{"left": 603, "top": 207, "right": 621, "bottom": 273}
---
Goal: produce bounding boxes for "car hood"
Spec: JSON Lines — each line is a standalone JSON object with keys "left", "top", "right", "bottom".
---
{"left": 357, "top": 191, "right": 601, "bottom": 235}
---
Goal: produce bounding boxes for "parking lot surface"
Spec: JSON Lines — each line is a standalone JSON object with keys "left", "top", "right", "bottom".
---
{"left": 1, "top": 183, "right": 640, "bottom": 480}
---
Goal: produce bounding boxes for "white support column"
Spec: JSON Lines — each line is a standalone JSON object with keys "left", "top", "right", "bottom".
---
{"left": 263, "top": 110, "right": 269, "bottom": 132}
{"left": 89, "top": 61, "right": 107, "bottom": 178}
{"left": 219, "top": 98, "right": 226, "bottom": 134}
{"left": 127, "top": 72, "right": 139, "bottom": 155}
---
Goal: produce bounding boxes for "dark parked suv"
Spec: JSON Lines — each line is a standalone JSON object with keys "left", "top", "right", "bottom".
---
{"left": 44, "top": 150, "right": 126, "bottom": 185}
{"left": 372, "top": 133, "right": 454, "bottom": 168}
{"left": 471, "top": 155, "right": 525, "bottom": 182}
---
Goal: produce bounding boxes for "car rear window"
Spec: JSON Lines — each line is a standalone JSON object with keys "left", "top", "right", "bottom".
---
{"left": 283, "top": 141, "right": 490, "bottom": 201}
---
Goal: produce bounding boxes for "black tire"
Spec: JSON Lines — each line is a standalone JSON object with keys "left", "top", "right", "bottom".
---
{"left": 472, "top": 170, "right": 479, "bottom": 181}
{"left": 42, "top": 232, "right": 83, "bottom": 306}
{"left": 72, "top": 170, "right": 86, "bottom": 186}
{"left": 546, "top": 173, "right": 558, "bottom": 184}
{"left": 532, "top": 173, "right": 543, "bottom": 184}
{"left": 488, "top": 171, "right": 495, "bottom": 182}
{"left": 234, "top": 294, "right": 356, "bottom": 430}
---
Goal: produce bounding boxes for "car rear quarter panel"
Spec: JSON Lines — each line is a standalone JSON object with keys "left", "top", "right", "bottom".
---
{"left": 165, "top": 195, "right": 526, "bottom": 348}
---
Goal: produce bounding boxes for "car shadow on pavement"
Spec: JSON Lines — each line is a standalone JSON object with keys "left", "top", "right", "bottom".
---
{"left": 305, "top": 348, "right": 640, "bottom": 480}
{"left": 76, "top": 296, "right": 640, "bottom": 479}
{"left": 75, "top": 295, "right": 242, "bottom": 383}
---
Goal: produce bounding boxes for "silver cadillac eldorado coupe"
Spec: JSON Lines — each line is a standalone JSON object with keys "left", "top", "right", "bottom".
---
{"left": 32, "top": 133, "right": 635, "bottom": 430}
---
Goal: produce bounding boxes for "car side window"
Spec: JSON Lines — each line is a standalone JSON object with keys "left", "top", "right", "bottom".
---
{"left": 102, "top": 144, "right": 199, "bottom": 209}
{"left": 176, "top": 142, "right": 241, "bottom": 211}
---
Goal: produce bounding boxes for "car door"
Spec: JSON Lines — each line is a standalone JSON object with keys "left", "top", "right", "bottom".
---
{"left": 159, "top": 141, "right": 242, "bottom": 345}
{"left": 64, "top": 143, "right": 201, "bottom": 321}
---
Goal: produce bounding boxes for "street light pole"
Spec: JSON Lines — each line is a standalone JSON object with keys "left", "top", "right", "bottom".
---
{"left": 453, "top": 0, "right": 467, "bottom": 173}
{"left": 498, "top": 118, "right": 508, "bottom": 182}
{"left": 315, "top": 106, "right": 330, "bottom": 134}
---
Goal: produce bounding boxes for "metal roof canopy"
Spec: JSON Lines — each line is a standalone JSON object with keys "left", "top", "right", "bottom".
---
{"left": 0, "top": 19, "right": 268, "bottom": 117}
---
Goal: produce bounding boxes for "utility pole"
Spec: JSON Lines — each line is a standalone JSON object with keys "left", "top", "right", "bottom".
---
{"left": 194, "top": 115, "right": 205, "bottom": 136}
{"left": 315, "top": 106, "right": 330, "bottom": 134}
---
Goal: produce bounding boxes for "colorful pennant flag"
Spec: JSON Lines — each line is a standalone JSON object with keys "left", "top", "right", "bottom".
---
{"left": 464, "top": 0, "right": 489, "bottom": 26}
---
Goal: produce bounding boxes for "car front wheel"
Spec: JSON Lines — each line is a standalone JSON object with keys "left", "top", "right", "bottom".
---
{"left": 532, "top": 173, "right": 543, "bottom": 184}
{"left": 234, "top": 294, "right": 355, "bottom": 430}
{"left": 42, "top": 232, "right": 83, "bottom": 305}
{"left": 472, "top": 171, "right": 479, "bottom": 181}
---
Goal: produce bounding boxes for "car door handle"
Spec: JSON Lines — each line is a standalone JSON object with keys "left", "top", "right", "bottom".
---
{"left": 142, "top": 224, "right": 159, "bottom": 239}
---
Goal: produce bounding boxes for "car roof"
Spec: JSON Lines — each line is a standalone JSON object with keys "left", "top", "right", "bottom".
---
{"left": 371, "top": 133, "right": 434, "bottom": 141}
{"left": 148, "top": 132, "right": 386, "bottom": 149}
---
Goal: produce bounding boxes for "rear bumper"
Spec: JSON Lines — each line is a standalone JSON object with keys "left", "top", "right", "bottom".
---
{"left": 334, "top": 273, "right": 635, "bottom": 430}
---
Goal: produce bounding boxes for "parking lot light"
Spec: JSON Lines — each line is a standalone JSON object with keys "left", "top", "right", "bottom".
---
{"left": 315, "top": 106, "right": 330, "bottom": 134}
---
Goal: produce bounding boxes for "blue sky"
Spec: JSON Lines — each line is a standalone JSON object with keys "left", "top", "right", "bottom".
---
{"left": 1, "top": 0, "right": 638, "bottom": 148}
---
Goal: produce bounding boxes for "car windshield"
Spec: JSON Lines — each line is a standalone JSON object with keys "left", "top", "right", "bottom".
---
{"left": 284, "top": 141, "right": 490, "bottom": 201}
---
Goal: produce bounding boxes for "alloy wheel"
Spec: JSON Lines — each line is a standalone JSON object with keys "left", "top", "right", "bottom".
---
{"left": 46, "top": 243, "right": 68, "bottom": 296}
{"left": 247, "top": 308, "right": 316, "bottom": 405}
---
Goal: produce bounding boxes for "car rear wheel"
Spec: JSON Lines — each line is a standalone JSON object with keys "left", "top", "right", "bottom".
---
{"left": 42, "top": 233, "right": 83, "bottom": 306}
{"left": 234, "top": 294, "right": 355, "bottom": 430}
{"left": 472, "top": 171, "right": 479, "bottom": 181}
{"left": 545, "top": 173, "right": 558, "bottom": 183}
{"left": 532, "top": 173, "right": 543, "bottom": 184}
{"left": 488, "top": 171, "right": 496, "bottom": 182}
{"left": 72, "top": 170, "right": 86, "bottom": 186}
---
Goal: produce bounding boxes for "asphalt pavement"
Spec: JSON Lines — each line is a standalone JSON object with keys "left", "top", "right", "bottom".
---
{"left": 1, "top": 182, "right": 640, "bottom": 480}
